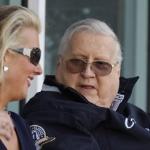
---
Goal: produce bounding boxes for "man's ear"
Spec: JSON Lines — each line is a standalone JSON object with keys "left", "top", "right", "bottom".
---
{"left": 117, "top": 65, "right": 121, "bottom": 76}
{"left": 55, "top": 55, "right": 63, "bottom": 81}
{"left": 56, "top": 55, "right": 62, "bottom": 67}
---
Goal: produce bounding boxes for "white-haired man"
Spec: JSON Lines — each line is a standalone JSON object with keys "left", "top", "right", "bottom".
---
{"left": 23, "top": 18, "right": 150, "bottom": 150}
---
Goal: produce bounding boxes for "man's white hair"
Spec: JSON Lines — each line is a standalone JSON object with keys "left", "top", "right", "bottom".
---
{"left": 58, "top": 18, "right": 122, "bottom": 64}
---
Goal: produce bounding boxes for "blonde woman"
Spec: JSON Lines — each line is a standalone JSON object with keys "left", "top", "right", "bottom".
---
{"left": 0, "top": 5, "right": 42, "bottom": 150}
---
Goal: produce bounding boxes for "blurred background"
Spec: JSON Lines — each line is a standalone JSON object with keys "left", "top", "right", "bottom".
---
{"left": 1, "top": 0, "right": 149, "bottom": 113}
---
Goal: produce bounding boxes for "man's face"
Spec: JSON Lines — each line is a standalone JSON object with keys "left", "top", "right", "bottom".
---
{"left": 56, "top": 31, "right": 120, "bottom": 108}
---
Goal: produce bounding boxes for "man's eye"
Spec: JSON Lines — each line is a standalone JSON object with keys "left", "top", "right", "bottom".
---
{"left": 95, "top": 62, "right": 111, "bottom": 69}
{"left": 70, "top": 59, "right": 84, "bottom": 65}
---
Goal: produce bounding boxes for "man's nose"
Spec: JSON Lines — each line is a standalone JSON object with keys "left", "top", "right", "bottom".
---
{"left": 81, "top": 63, "right": 95, "bottom": 78}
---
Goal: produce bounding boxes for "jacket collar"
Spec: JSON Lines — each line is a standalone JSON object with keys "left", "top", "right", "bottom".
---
{"left": 43, "top": 75, "right": 139, "bottom": 112}
{"left": 116, "top": 76, "right": 139, "bottom": 112}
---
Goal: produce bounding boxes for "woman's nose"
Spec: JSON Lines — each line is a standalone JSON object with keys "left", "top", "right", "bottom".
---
{"left": 34, "top": 64, "right": 42, "bottom": 75}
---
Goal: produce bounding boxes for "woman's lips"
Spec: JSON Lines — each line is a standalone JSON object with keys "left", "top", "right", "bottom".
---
{"left": 27, "top": 77, "right": 34, "bottom": 87}
{"left": 27, "top": 78, "right": 31, "bottom": 87}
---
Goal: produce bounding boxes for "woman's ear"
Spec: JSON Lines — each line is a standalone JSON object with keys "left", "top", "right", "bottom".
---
{"left": 3, "top": 51, "right": 10, "bottom": 72}
{"left": 3, "top": 50, "right": 14, "bottom": 63}
{"left": 3, "top": 50, "right": 10, "bottom": 62}
{"left": 3, "top": 50, "right": 13, "bottom": 72}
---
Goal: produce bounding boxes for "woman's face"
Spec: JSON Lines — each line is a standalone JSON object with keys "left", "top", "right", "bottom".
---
{"left": 3, "top": 27, "right": 42, "bottom": 101}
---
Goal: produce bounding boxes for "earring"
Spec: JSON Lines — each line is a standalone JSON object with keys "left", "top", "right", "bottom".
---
{"left": 3, "top": 66, "right": 9, "bottom": 72}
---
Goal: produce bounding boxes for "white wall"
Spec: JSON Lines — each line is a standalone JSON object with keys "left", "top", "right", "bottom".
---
{"left": 27, "top": 0, "right": 46, "bottom": 101}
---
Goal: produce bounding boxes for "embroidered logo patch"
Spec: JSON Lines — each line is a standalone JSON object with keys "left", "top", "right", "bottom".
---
{"left": 111, "top": 93, "right": 125, "bottom": 111}
{"left": 125, "top": 117, "right": 136, "bottom": 129}
{"left": 114, "top": 93, "right": 124, "bottom": 102}
{"left": 30, "top": 125, "right": 56, "bottom": 149}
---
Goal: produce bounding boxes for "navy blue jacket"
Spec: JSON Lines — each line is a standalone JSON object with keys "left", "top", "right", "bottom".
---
{"left": 22, "top": 75, "right": 150, "bottom": 150}
{"left": 0, "top": 112, "right": 36, "bottom": 150}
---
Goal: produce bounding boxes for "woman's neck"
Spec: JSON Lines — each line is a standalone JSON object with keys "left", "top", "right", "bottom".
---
{"left": 0, "top": 87, "right": 9, "bottom": 110}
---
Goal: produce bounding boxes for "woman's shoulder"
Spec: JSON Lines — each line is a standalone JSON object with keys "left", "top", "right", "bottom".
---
{"left": 9, "top": 111, "right": 26, "bottom": 127}
{"left": 0, "top": 140, "right": 7, "bottom": 150}
{"left": 9, "top": 111, "right": 36, "bottom": 150}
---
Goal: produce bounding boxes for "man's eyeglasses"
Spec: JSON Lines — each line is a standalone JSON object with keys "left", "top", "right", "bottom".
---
{"left": 10, "top": 48, "right": 41, "bottom": 66}
{"left": 65, "top": 58, "right": 118, "bottom": 76}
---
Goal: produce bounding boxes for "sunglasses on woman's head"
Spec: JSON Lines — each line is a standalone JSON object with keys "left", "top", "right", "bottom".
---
{"left": 65, "top": 58, "right": 118, "bottom": 76}
{"left": 10, "top": 48, "right": 41, "bottom": 66}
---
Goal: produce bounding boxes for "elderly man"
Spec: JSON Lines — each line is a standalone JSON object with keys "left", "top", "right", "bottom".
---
{"left": 23, "top": 18, "right": 150, "bottom": 150}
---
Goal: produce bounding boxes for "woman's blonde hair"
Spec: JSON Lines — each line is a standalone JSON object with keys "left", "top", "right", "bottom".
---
{"left": 0, "top": 5, "right": 41, "bottom": 83}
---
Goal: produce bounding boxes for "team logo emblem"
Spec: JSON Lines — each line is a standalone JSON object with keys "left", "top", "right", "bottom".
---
{"left": 125, "top": 117, "right": 136, "bottom": 129}
{"left": 30, "top": 125, "right": 56, "bottom": 149}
